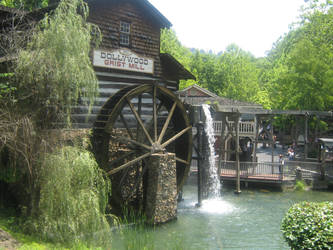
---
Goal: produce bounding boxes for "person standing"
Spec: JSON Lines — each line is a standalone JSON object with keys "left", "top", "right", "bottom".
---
{"left": 279, "top": 154, "right": 284, "bottom": 179}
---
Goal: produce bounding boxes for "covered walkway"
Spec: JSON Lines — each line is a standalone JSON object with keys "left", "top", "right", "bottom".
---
{"left": 214, "top": 106, "right": 333, "bottom": 192}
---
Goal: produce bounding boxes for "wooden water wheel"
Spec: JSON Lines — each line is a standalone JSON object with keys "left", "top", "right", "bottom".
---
{"left": 92, "top": 84, "right": 192, "bottom": 212}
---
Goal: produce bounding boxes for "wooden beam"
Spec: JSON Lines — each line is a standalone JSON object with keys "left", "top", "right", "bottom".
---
{"left": 218, "top": 114, "right": 227, "bottom": 177}
{"left": 234, "top": 114, "right": 241, "bottom": 194}
{"left": 158, "top": 101, "right": 177, "bottom": 144}
{"left": 304, "top": 114, "right": 309, "bottom": 159}
{"left": 107, "top": 152, "right": 152, "bottom": 175}
{"left": 253, "top": 115, "right": 259, "bottom": 163}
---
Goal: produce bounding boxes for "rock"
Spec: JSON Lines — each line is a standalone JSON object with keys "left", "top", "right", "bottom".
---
{"left": 0, "top": 228, "right": 20, "bottom": 250}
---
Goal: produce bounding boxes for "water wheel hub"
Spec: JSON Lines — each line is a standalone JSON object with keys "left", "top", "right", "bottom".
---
{"left": 151, "top": 142, "right": 164, "bottom": 153}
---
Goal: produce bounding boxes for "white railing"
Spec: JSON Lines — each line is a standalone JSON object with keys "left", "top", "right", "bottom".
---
{"left": 213, "top": 121, "right": 255, "bottom": 137}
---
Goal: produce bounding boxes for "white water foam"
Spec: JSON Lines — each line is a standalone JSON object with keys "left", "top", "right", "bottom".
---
{"left": 199, "top": 198, "right": 235, "bottom": 214}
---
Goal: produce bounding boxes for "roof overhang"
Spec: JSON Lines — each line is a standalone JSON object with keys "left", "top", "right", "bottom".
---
{"left": 177, "top": 84, "right": 219, "bottom": 98}
{"left": 214, "top": 106, "right": 333, "bottom": 117}
{"left": 318, "top": 138, "right": 333, "bottom": 146}
{"left": 160, "top": 53, "right": 195, "bottom": 81}
{"left": 136, "top": 0, "right": 171, "bottom": 28}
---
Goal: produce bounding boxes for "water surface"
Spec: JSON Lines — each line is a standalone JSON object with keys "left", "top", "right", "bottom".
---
{"left": 113, "top": 184, "right": 333, "bottom": 249}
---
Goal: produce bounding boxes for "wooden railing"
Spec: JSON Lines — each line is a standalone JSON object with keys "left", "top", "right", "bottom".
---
{"left": 213, "top": 121, "right": 255, "bottom": 137}
{"left": 219, "top": 160, "right": 323, "bottom": 181}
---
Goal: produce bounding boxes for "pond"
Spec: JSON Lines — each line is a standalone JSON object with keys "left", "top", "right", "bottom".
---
{"left": 112, "top": 182, "right": 333, "bottom": 250}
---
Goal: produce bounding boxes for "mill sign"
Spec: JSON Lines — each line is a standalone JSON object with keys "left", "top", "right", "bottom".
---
{"left": 93, "top": 48, "right": 154, "bottom": 74}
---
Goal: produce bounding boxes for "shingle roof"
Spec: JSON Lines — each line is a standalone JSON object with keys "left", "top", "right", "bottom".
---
{"left": 177, "top": 84, "right": 263, "bottom": 108}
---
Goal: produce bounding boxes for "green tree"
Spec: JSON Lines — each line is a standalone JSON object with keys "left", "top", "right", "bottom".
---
{"left": 12, "top": 0, "right": 101, "bottom": 125}
{"left": 0, "top": 0, "right": 48, "bottom": 10}
{"left": 188, "top": 49, "right": 218, "bottom": 91}
{"left": 263, "top": 0, "right": 333, "bottom": 111}
{"left": 160, "top": 26, "right": 269, "bottom": 107}
{"left": 214, "top": 44, "right": 261, "bottom": 103}
{"left": 0, "top": 0, "right": 102, "bottom": 218}
{"left": 160, "top": 28, "right": 196, "bottom": 89}
{"left": 34, "top": 146, "right": 111, "bottom": 246}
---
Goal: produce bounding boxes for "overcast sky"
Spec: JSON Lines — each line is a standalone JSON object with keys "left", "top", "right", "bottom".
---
{"left": 148, "top": 0, "right": 306, "bottom": 57}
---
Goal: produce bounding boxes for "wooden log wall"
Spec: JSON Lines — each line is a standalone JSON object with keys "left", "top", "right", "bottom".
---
{"left": 71, "top": 72, "right": 178, "bottom": 128}
{"left": 70, "top": 0, "right": 179, "bottom": 128}
{"left": 88, "top": 0, "right": 163, "bottom": 77}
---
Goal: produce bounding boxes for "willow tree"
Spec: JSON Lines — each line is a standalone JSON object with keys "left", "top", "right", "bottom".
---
{"left": 0, "top": 0, "right": 102, "bottom": 221}
{"left": 14, "top": 0, "right": 101, "bottom": 125}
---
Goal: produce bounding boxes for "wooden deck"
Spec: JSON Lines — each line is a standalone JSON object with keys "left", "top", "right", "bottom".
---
{"left": 219, "top": 161, "right": 322, "bottom": 185}
{"left": 220, "top": 170, "right": 293, "bottom": 184}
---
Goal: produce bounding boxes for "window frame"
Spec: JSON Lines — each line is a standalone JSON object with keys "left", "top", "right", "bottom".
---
{"left": 119, "top": 21, "right": 131, "bottom": 46}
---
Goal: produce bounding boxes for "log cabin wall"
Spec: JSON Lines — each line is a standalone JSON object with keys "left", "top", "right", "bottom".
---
{"left": 88, "top": 0, "right": 163, "bottom": 77}
{"left": 71, "top": 0, "right": 180, "bottom": 128}
{"left": 0, "top": 1, "right": 193, "bottom": 128}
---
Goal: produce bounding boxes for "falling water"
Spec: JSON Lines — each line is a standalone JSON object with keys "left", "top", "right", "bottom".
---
{"left": 202, "top": 104, "right": 221, "bottom": 198}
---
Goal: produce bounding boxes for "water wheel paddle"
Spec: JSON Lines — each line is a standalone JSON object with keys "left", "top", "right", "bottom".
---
{"left": 92, "top": 84, "right": 192, "bottom": 211}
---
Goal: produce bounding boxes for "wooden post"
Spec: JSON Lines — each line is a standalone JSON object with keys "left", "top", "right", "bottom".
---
{"left": 304, "top": 114, "right": 309, "bottom": 160}
{"left": 235, "top": 114, "right": 241, "bottom": 194}
{"left": 218, "top": 114, "right": 227, "bottom": 177}
{"left": 270, "top": 118, "right": 274, "bottom": 163}
{"left": 196, "top": 122, "right": 204, "bottom": 207}
{"left": 253, "top": 115, "right": 259, "bottom": 163}
{"left": 315, "top": 115, "right": 319, "bottom": 142}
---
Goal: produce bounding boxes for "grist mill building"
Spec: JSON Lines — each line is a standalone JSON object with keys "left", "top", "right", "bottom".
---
{"left": 0, "top": 0, "right": 195, "bottom": 127}
{"left": 0, "top": 0, "right": 195, "bottom": 222}
{"left": 71, "top": 0, "right": 195, "bottom": 127}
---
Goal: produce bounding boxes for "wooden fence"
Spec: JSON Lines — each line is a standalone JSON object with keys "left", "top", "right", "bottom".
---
{"left": 213, "top": 121, "right": 255, "bottom": 137}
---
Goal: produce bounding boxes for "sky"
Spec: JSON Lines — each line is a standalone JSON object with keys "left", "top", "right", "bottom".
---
{"left": 148, "top": 0, "right": 306, "bottom": 58}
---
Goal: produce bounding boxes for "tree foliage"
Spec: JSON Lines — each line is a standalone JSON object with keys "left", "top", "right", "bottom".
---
{"left": 13, "top": 0, "right": 101, "bottom": 125}
{"left": 0, "top": 0, "right": 48, "bottom": 10}
{"left": 31, "top": 146, "right": 111, "bottom": 246}
{"left": 160, "top": 1, "right": 333, "bottom": 112}
{"left": 0, "top": 0, "right": 103, "bottom": 222}
{"left": 160, "top": 30, "right": 267, "bottom": 105}
{"left": 262, "top": 0, "right": 333, "bottom": 111}
{"left": 160, "top": 28, "right": 196, "bottom": 89}
{"left": 214, "top": 44, "right": 261, "bottom": 103}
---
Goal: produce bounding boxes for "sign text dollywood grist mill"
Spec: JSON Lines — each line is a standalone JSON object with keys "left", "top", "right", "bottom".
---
{"left": 93, "top": 48, "right": 154, "bottom": 74}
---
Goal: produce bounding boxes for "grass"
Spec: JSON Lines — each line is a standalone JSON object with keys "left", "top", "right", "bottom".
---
{"left": 1, "top": 206, "right": 187, "bottom": 250}
{"left": 0, "top": 207, "right": 103, "bottom": 250}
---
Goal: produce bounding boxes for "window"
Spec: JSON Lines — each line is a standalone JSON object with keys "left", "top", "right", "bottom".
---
{"left": 120, "top": 21, "right": 130, "bottom": 46}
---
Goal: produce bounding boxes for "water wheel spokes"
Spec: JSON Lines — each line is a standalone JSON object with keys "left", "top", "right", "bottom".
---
{"left": 107, "top": 152, "right": 152, "bottom": 175}
{"left": 92, "top": 84, "right": 192, "bottom": 211}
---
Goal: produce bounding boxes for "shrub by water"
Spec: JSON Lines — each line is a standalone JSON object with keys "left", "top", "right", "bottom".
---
{"left": 28, "top": 146, "right": 111, "bottom": 247}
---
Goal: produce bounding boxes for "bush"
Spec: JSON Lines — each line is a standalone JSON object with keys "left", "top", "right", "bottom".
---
{"left": 28, "top": 146, "right": 112, "bottom": 247}
{"left": 294, "top": 180, "right": 306, "bottom": 191}
{"left": 281, "top": 201, "right": 333, "bottom": 249}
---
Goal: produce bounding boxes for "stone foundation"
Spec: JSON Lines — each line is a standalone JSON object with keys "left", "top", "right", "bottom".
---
{"left": 145, "top": 153, "right": 177, "bottom": 224}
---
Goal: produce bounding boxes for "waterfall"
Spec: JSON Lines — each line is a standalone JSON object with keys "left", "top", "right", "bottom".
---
{"left": 202, "top": 104, "right": 221, "bottom": 198}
